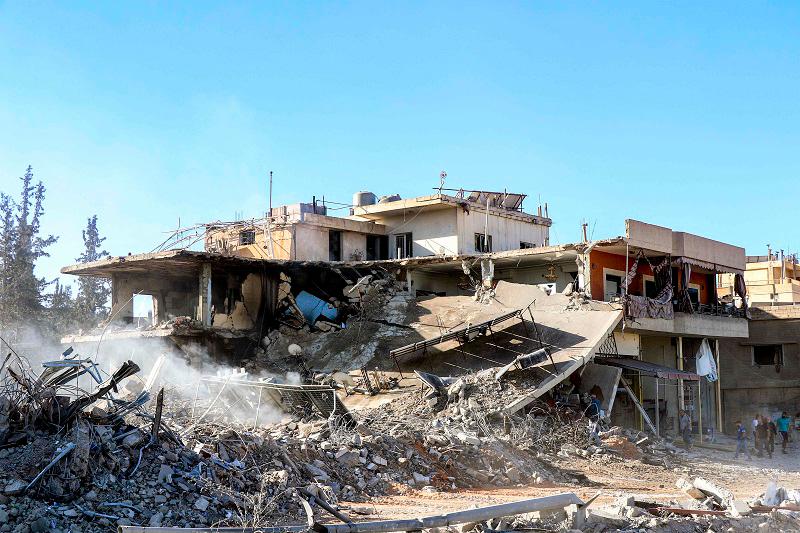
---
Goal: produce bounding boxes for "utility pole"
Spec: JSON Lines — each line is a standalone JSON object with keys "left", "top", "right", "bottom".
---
{"left": 267, "top": 171, "right": 275, "bottom": 259}
{"left": 269, "top": 171, "right": 273, "bottom": 217}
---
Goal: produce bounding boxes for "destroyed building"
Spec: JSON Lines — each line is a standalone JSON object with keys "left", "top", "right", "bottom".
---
{"left": 60, "top": 205, "right": 750, "bottom": 441}
{"left": 397, "top": 219, "right": 749, "bottom": 438}
{"left": 60, "top": 250, "right": 391, "bottom": 363}
{"left": 7, "top": 191, "right": 799, "bottom": 532}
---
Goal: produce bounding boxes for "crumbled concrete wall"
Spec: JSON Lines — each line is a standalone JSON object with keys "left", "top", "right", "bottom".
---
{"left": 111, "top": 274, "right": 196, "bottom": 323}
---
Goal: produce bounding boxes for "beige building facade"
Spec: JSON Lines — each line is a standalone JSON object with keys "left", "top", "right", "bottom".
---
{"left": 205, "top": 190, "right": 552, "bottom": 262}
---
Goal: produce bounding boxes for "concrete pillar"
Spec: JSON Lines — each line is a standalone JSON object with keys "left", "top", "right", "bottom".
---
{"left": 406, "top": 268, "right": 415, "bottom": 297}
{"left": 715, "top": 338, "right": 723, "bottom": 432}
{"left": 109, "top": 274, "right": 134, "bottom": 323}
{"left": 197, "top": 263, "right": 212, "bottom": 326}
{"left": 677, "top": 336, "right": 685, "bottom": 410}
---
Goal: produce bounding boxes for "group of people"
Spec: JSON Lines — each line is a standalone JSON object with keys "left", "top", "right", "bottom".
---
{"left": 734, "top": 411, "right": 792, "bottom": 460}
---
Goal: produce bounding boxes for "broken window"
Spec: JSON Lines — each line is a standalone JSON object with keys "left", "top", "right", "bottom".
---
{"left": 520, "top": 241, "right": 536, "bottom": 249}
{"left": 394, "top": 232, "right": 413, "bottom": 259}
{"left": 604, "top": 273, "right": 623, "bottom": 301}
{"left": 239, "top": 230, "right": 256, "bottom": 245}
{"left": 366, "top": 235, "right": 389, "bottom": 260}
{"left": 329, "top": 230, "right": 342, "bottom": 261}
{"left": 753, "top": 344, "right": 783, "bottom": 367}
{"left": 474, "top": 233, "right": 493, "bottom": 253}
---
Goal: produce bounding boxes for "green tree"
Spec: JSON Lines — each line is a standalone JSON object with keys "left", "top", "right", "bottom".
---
{"left": 0, "top": 193, "right": 16, "bottom": 336}
{"left": 46, "top": 280, "right": 78, "bottom": 335}
{"left": 75, "top": 215, "right": 110, "bottom": 327}
{"left": 0, "top": 166, "right": 57, "bottom": 339}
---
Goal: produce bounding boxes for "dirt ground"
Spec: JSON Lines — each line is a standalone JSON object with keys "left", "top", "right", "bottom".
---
{"left": 344, "top": 440, "right": 800, "bottom": 521}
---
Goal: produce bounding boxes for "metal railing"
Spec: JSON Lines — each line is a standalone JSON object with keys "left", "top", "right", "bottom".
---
{"left": 674, "top": 301, "right": 746, "bottom": 318}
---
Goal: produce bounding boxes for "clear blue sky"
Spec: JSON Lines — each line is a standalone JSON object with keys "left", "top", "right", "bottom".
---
{"left": 1, "top": 2, "right": 798, "bottom": 286}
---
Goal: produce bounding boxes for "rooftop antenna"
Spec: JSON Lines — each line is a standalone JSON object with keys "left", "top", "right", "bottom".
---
{"left": 269, "top": 170, "right": 273, "bottom": 217}
{"left": 439, "top": 170, "right": 447, "bottom": 195}
{"left": 581, "top": 221, "right": 589, "bottom": 243}
{"left": 267, "top": 171, "right": 275, "bottom": 259}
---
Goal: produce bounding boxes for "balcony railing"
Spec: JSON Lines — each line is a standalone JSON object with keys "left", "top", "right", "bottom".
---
{"left": 674, "top": 301, "right": 746, "bottom": 318}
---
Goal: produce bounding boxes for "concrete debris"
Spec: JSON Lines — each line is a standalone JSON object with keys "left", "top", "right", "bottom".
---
{"left": 1, "top": 275, "right": 798, "bottom": 533}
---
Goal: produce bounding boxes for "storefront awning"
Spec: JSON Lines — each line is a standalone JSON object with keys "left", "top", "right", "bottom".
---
{"left": 594, "top": 356, "right": 700, "bottom": 381}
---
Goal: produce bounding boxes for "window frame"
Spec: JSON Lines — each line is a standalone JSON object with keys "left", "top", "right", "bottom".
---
{"left": 238, "top": 229, "right": 256, "bottom": 245}
{"left": 474, "top": 233, "right": 493, "bottom": 253}
{"left": 394, "top": 232, "right": 413, "bottom": 259}
{"left": 752, "top": 344, "right": 784, "bottom": 367}
{"left": 603, "top": 268, "right": 626, "bottom": 302}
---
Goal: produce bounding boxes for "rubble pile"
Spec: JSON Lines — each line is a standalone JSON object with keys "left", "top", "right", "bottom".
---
{"left": 584, "top": 495, "right": 800, "bottom": 532}
{"left": 757, "top": 481, "right": 800, "bottom": 509}
{"left": 255, "top": 273, "right": 417, "bottom": 374}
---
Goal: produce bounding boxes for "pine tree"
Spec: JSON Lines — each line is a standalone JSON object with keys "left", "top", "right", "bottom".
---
{"left": 47, "top": 280, "right": 78, "bottom": 335}
{"left": 75, "top": 215, "right": 110, "bottom": 327}
{"left": 0, "top": 193, "right": 16, "bottom": 336}
{"left": 0, "top": 167, "right": 57, "bottom": 339}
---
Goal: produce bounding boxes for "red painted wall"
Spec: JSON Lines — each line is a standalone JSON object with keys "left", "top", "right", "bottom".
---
{"left": 589, "top": 250, "right": 711, "bottom": 304}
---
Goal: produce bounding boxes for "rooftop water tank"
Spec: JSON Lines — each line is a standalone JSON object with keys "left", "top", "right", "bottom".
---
{"left": 378, "top": 194, "right": 401, "bottom": 203}
{"left": 352, "top": 191, "right": 377, "bottom": 207}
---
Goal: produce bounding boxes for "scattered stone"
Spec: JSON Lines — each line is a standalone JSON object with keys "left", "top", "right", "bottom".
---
{"left": 194, "top": 496, "right": 210, "bottom": 512}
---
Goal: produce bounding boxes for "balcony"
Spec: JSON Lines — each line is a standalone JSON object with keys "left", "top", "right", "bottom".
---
{"left": 677, "top": 301, "right": 747, "bottom": 319}
{"left": 625, "top": 303, "right": 748, "bottom": 338}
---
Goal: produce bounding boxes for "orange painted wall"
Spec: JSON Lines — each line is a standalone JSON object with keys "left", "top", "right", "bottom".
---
{"left": 589, "top": 250, "right": 712, "bottom": 304}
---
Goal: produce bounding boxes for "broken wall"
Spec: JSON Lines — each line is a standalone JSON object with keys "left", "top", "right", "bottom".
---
{"left": 211, "top": 273, "right": 268, "bottom": 330}
{"left": 111, "top": 274, "right": 196, "bottom": 323}
{"left": 495, "top": 262, "right": 578, "bottom": 293}
{"left": 205, "top": 225, "right": 295, "bottom": 260}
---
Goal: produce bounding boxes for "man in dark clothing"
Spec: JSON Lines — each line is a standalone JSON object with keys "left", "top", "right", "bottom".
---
{"left": 765, "top": 416, "right": 777, "bottom": 459}
{"left": 756, "top": 416, "right": 768, "bottom": 458}
{"left": 753, "top": 414, "right": 762, "bottom": 457}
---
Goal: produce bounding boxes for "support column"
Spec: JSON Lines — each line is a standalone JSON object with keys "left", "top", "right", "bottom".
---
{"left": 698, "top": 378, "right": 703, "bottom": 442}
{"left": 715, "top": 338, "right": 723, "bottom": 432}
{"left": 109, "top": 274, "right": 134, "bottom": 323}
{"left": 198, "top": 263, "right": 212, "bottom": 326}
{"left": 406, "top": 268, "right": 415, "bottom": 297}
{"left": 677, "top": 336, "right": 685, "bottom": 410}
{"left": 654, "top": 377, "right": 660, "bottom": 436}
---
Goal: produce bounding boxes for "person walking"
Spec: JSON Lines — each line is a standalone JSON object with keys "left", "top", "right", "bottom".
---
{"left": 756, "top": 415, "right": 768, "bottom": 458}
{"left": 753, "top": 414, "right": 763, "bottom": 457}
{"left": 734, "top": 420, "right": 752, "bottom": 460}
{"left": 777, "top": 412, "right": 791, "bottom": 454}
{"left": 679, "top": 409, "right": 693, "bottom": 451}
{"left": 765, "top": 415, "right": 777, "bottom": 459}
